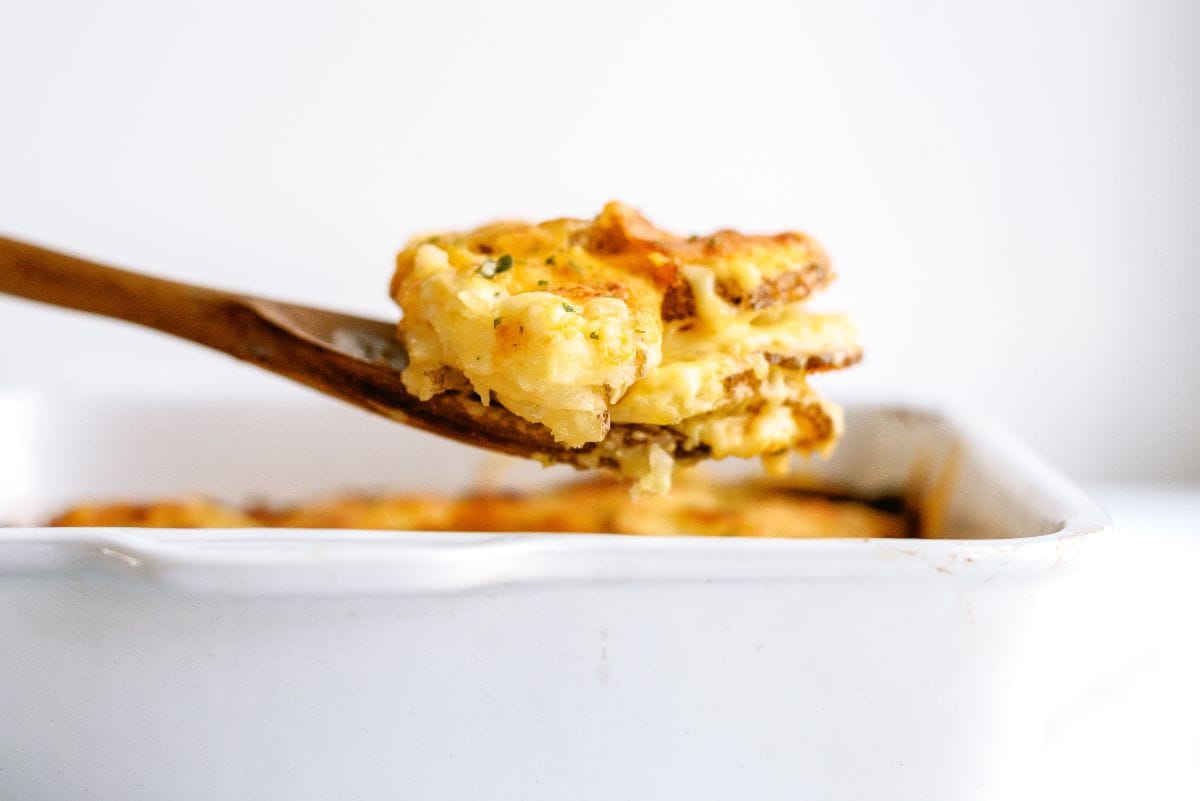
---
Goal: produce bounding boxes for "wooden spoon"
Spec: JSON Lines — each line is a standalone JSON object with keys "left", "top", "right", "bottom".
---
{"left": 0, "top": 236, "right": 859, "bottom": 470}
{"left": 0, "top": 235, "right": 584, "bottom": 461}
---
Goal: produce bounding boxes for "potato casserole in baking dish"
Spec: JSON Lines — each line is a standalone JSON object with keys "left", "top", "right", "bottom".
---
{"left": 49, "top": 472, "right": 913, "bottom": 538}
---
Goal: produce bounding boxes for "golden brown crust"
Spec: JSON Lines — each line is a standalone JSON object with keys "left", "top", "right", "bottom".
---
{"left": 50, "top": 498, "right": 261, "bottom": 528}
{"left": 393, "top": 202, "right": 835, "bottom": 325}
{"left": 585, "top": 203, "right": 834, "bottom": 314}
{"left": 48, "top": 475, "right": 914, "bottom": 539}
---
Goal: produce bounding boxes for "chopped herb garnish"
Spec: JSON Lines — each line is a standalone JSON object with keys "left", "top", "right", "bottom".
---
{"left": 634, "top": 328, "right": 646, "bottom": 335}
{"left": 537, "top": 279, "right": 549, "bottom": 287}
{"left": 589, "top": 331, "right": 599, "bottom": 340}
{"left": 544, "top": 255, "right": 556, "bottom": 265}
{"left": 477, "top": 254, "right": 513, "bottom": 279}
{"left": 493, "top": 317, "right": 502, "bottom": 328}
{"left": 568, "top": 260, "right": 583, "bottom": 274}
{"left": 562, "top": 302, "right": 576, "bottom": 313}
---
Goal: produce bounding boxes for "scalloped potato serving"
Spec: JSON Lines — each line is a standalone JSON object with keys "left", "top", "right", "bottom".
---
{"left": 392, "top": 203, "right": 860, "bottom": 492}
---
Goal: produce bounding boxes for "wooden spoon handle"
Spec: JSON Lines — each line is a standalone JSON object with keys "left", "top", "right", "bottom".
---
{"left": 0, "top": 235, "right": 391, "bottom": 404}
{"left": 0, "top": 235, "right": 247, "bottom": 347}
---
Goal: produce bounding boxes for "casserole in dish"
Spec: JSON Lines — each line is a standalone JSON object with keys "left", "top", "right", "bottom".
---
{"left": 0, "top": 390, "right": 1109, "bottom": 801}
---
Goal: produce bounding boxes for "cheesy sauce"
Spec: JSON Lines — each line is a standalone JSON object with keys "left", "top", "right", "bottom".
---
{"left": 391, "top": 203, "right": 860, "bottom": 491}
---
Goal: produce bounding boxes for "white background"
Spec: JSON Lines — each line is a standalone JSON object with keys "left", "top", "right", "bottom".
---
{"left": 1, "top": 0, "right": 1197, "bottom": 482}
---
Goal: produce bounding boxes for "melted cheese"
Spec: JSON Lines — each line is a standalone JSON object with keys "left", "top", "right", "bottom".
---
{"left": 397, "top": 237, "right": 663, "bottom": 446}
{"left": 391, "top": 202, "right": 859, "bottom": 490}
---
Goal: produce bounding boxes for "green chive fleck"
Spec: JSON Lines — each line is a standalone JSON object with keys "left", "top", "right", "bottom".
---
{"left": 568, "top": 260, "right": 583, "bottom": 274}
{"left": 493, "top": 317, "right": 502, "bottom": 328}
{"left": 478, "top": 254, "right": 513, "bottom": 279}
{"left": 589, "top": 331, "right": 599, "bottom": 340}
{"left": 562, "top": 302, "right": 575, "bottom": 313}
{"left": 537, "top": 279, "right": 549, "bottom": 287}
{"left": 544, "top": 255, "right": 556, "bottom": 265}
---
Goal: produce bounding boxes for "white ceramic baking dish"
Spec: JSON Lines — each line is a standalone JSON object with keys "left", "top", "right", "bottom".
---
{"left": 0, "top": 390, "right": 1110, "bottom": 801}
